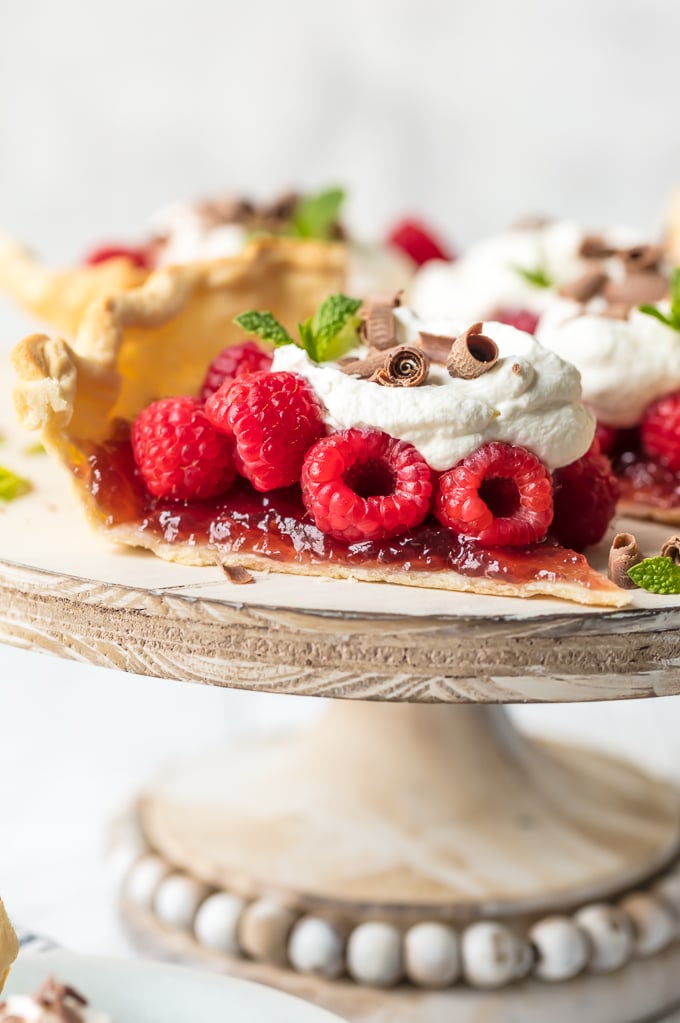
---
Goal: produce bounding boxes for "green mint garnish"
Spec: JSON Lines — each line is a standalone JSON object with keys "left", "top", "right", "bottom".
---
{"left": 290, "top": 187, "right": 345, "bottom": 240}
{"left": 512, "top": 263, "right": 553, "bottom": 288}
{"left": 628, "top": 556, "right": 680, "bottom": 594}
{"left": 0, "top": 465, "right": 31, "bottom": 502}
{"left": 639, "top": 267, "right": 680, "bottom": 331}
{"left": 308, "top": 293, "right": 362, "bottom": 361}
{"left": 235, "top": 293, "right": 362, "bottom": 363}
{"left": 24, "top": 442, "right": 45, "bottom": 456}
{"left": 233, "top": 311, "right": 294, "bottom": 347}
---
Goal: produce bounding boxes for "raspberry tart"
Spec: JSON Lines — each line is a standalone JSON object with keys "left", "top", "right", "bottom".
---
{"left": 11, "top": 267, "right": 626, "bottom": 607}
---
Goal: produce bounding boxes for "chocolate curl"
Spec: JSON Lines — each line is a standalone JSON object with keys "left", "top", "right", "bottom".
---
{"left": 608, "top": 532, "right": 642, "bottom": 589}
{"left": 340, "top": 349, "right": 393, "bottom": 379}
{"left": 579, "top": 235, "right": 617, "bottom": 260}
{"left": 603, "top": 272, "right": 669, "bottom": 307}
{"left": 619, "top": 244, "right": 663, "bottom": 273}
{"left": 196, "top": 197, "right": 255, "bottom": 227}
{"left": 446, "top": 323, "right": 499, "bottom": 380}
{"left": 222, "top": 564, "right": 255, "bottom": 584}
{"left": 373, "top": 346, "right": 430, "bottom": 387}
{"left": 660, "top": 535, "right": 680, "bottom": 564}
{"left": 558, "top": 268, "right": 608, "bottom": 303}
{"left": 418, "top": 331, "right": 454, "bottom": 363}
{"left": 359, "top": 293, "right": 402, "bottom": 350}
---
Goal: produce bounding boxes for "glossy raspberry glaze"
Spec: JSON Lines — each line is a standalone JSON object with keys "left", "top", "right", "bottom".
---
{"left": 617, "top": 449, "right": 680, "bottom": 509}
{"left": 72, "top": 438, "right": 608, "bottom": 589}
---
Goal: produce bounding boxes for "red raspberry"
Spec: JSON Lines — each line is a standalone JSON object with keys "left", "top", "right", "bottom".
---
{"left": 200, "top": 341, "right": 273, "bottom": 402}
{"left": 301, "top": 428, "right": 433, "bottom": 542}
{"left": 641, "top": 392, "right": 680, "bottom": 471}
{"left": 85, "top": 244, "right": 152, "bottom": 269}
{"left": 205, "top": 371, "right": 326, "bottom": 491}
{"left": 551, "top": 444, "right": 619, "bottom": 551}
{"left": 594, "top": 423, "right": 621, "bottom": 456}
{"left": 435, "top": 442, "right": 553, "bottom": 546}
{"left": 131, "top": 396, "right": 235, "bottom": 500}
{"left": 492, "top": 308, "right": 540, "bottom": 335}
{"left": 385, "top": 218, "right": 454, "bottom": 266}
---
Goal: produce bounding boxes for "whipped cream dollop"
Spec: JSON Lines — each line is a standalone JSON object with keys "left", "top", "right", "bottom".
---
{"left": 150, "top": 203, "right": 413, "bottom": 295}
{"left": 151, "top": 203, "right": 247, "bottom": 266}
{"left": 537, "top": 298, "right": 680, "bottom": 427}
{"left": 408, "top": 220, "right": 644, "bottom": 321}
{"left": 272, "top": 310, "right": 594, "bottom": 471}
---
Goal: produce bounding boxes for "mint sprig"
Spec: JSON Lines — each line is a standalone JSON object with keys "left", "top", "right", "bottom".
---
{"left": 628, "top": 556, "right": 680, "bottom": 594}
{"left": 290, "top": 187, "right": 345, "bottom": 240}
{"left": 234, "top": 293, "right": 362, "bottom": 363}
{"left": 639, "top": 267, "right": 680, "bottom": 331}
{"left": 0, "top": 465, "right": 31, "bottom": 502}
{"left": 512, "top": 263, "right": 553, "bottom": 288}
{"left": 234, "top": 311, "right": 294, "bottom": 347}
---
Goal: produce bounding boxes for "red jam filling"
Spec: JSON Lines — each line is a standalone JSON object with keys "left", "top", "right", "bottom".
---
{"left": 71, "top": 438, "right": 609, "bottom": 590}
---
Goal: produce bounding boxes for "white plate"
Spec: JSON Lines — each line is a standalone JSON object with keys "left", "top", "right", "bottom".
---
{"left": 5, "top": 953, "right": 345, "bottom": 1022}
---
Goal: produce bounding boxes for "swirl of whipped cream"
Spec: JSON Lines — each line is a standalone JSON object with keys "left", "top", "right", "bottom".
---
{"left": 537, "top": 299, "right": 680, "bottom": 427}
{"left": 272, "top": 310, "right": 594, "bottom": 471}
{"left": 407, "top": 220, "right": 644, "bottom": 321}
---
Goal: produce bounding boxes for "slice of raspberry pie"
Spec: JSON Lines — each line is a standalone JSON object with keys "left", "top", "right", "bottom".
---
{"left": 11, "top": 277, "right": 627, "bottom": 607}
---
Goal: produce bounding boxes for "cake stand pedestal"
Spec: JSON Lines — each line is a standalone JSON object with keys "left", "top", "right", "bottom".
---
{"left": 2, "top": 430, "right": 680, "bottom": 1021}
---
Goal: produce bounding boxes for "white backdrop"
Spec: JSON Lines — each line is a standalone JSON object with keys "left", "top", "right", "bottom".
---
{"left": 1, "top": 0, "right": 680, "bottom": 960}
{"left": 1, "top": 0, "right": 680, "bottom": 259}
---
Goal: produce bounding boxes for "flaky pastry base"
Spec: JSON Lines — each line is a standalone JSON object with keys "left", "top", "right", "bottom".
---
{"left": 11, "top": 243, "right": 627, "bottom": 607}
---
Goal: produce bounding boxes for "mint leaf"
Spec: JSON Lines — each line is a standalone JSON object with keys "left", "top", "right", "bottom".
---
{"left": 311, "top": 294, "right": 363, "bottom": 361}
{"left": 234, "top": 311, "right": 294, "bottom": 347}
{"left": 291, "top": 187, "right": 345, "bottom": 240}
{"left": 628, "top": 557, "right": 680, "bottom": 594}
{"left": 0, "top": 465, "right": 31, "bottom": 502}
{"left": 638, "top": 304, "right": 674, "bottom": 328}
{"left": 512, "top": 263, "right": 553, "bottom": 288}
{"left": 297, "top": 317, "right": 317, "bottom": 359}
{"left": 639, "top": 267, "right": 680, "bottom": 331}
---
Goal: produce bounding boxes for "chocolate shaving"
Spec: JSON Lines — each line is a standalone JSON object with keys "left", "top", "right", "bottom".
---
{"left": 558, "top": 268, "right": 608, "bottom": 303}
{"left": 258, "top": 190, "right": 299, "bottom": 222}
{"left": 619, "top": 244, "right": 663, "bottom": 273}
{"left": 196, "top": 198, "right": 255, "bottom": 228}
{"left": 222, "top": 564, "right": 255, "bottom": 584}
{"left": 34, "top": 976, "right": 89, "bottom": 1023}
{"left": 359, "top": 293, "right": 402, "bottom": 350}
{"left": 340, "top": 350, "right": 392, "bottom": 379}
{"left": 511, "top": 214, "right": 552, "bottom": 230}
{"left": 608, "top": 532, "right": 642, "bottom": 589}
{"left": 446, "top": 323, "right": 499, "bottom": 380}
{"left": 661, "top": 536, "right": 680, "bottom": 564}
{"left": 373, "top": 346, "right": 430, "bottom": 387}
{"left": 603, "top": 272, "right": 669, "bottom": 308}
{"left": 579, "top": 235, "right": 617, "bottom": 260}
{"left": 418, "top": 331, "right": 455, "bottom": 363}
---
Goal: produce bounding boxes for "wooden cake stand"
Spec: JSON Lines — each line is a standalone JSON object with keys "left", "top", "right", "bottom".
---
{"left": 2, "top": 407, "right": 680, "bottom": 1022}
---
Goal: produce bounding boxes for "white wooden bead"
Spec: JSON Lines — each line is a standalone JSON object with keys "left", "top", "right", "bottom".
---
{"left": 239, "top": 899, "right": 297, "bottom": 965}
{"left": 574, "top": 903, "right": 634, "bottom": 972}
{"left": 288, "top": 917, "right": 344, "bottom": 979}
{"left": 619, "top": 892, "right": 677, "bottom": 957}
{"left": 124, "top": 854, "right": 171, "bottom": 909}
{"left": 461, "top": 922, "right": 527, "bottom": 989}
{"left": 347, "top": 922, "right": 403, "bottom": 988}
{"left": 529, "top": 916, "right": 589, "bottom": 981}
{"left": 653, "top": 874, "right": 680, "bottom": 919}
{"left": 154, "top": 873, "right": 209, "bottom": 930}
{"left": 194, "top": 892, "right": 247, "bottom": 954}
{"left": 404, "top": 922, "right": 460, "bottom": 989}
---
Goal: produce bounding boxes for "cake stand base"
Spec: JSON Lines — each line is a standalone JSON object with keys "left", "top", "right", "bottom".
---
{"left": 118, "top": 702, "right": 680, "bottom": 1021}
{"left": 121, "top": 905, "right": 680, "bottom": 1023}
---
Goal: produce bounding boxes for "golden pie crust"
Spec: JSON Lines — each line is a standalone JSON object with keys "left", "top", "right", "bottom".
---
{"left": 0, "top": 899, "right": 18, "bottom": 994}
{"left": 11, "top": 244, "right": 627, "bottom": 607}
